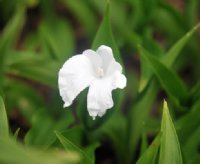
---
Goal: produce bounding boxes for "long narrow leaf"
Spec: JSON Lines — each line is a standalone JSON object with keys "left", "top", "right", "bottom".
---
{"left": 0, "top": 137, "right": 79, "bottom": 164}
{"left": 92, "top": 2, "right": 121, "bottom": 62}
{"left": 163, "top": 23, "right": 200, "bottom": 67}
{"left": 55, "top": 131, "right": 94, "bottom": 164}
{"left": 128, "top": 80, "right": 158, "bottom": 159}
{"left": 137, "top": 133, "right": 161, "bottom": 164}
{"left": 62, "top": 0, "right": 97, "bottom": 35}
{"left": 138, "top": 45, "right": 187, "bottom": 104}
{"left": 0, "top": 6, "right": 25, "bottom": 86}
{"left": 159, "top": 101, "right": 182, "bottom": 164}
{"left": 139, "top": 24, "right": 200, "bottom": 91}
{"left": 0, "top": 96, "right": 9, "bottom": 138}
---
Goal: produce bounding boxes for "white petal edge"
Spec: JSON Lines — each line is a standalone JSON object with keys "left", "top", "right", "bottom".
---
{"left": 106, "top": 61, "right": 122, "bottom": 76}
{"left": 58, "top": 54, "right": 95, "bottom": 107}
{"left": 83, "top": 49, "right": 102, "bottom": 69}
{"left": 87, "top": 78, "right": 114, "bottom": 119}
{"left": 96, "top": 45, "right": 113, "bottom": 58}
{"left": 113, "top": 71, "right": 127, "bottom": 89}
{"left": 96, "top": 45, "right": 115, "bottom": 71}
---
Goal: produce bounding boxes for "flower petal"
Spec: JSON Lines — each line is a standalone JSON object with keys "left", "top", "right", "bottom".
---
{"left": 87, "top": 70, "right": 127, "bottom": 119}
{"left": 113, "top": 71, "right": 127, "bottom": 89}
{"left": 58, "top": 54, "right": 95, "bottom": 107}
{"left": 83, "top": 49, "right": 102, "bottom": 68}
{"left": 96, "top": 45, "right": 115, "bottom": 70}
{"left": 106, "top": 61, "right": 122, "bottom": 76}
{"left": 87, "top": 78, "right": 114, "bottom": 119}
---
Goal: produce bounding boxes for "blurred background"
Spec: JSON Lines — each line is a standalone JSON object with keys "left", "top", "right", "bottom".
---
{"left": 0, "top": 0, "right": 200, "bottom": 163}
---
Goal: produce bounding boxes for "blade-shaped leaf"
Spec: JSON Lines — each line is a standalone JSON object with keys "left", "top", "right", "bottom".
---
{"left": 139, "top": 131, "right": 148, "bottom": 156}
{"left": 139, "top": 30, "right": 164, "bottom": 91}
{"left": 25, "top": 110, "right": 73, "bottom": 148}
{"left": 159, "top": 101, "right": 182, "bottom": 164}
{"left": 0, "top": 6, "right": 25, "bottom": 86}
{"left": 139, "top": 24, "right": 200, "bottom": 91}
{"left": 84, "top": 143, "right": 99, "bottom": 162}
{"left": 92, "top": 2, "right": 121, "bottom": 62}
{"left": 6, "top": 51, "right": 60, "bottom": 88}
{"left": 185, "top": 0, "right": 199, "bottom": 27}
{"left": 39, "top": 18, "right": 75, "bottom": 61}
{"left": 55, "top": 131, "right": 95, "bottom": 164}
{"left": 188, "top": 81, "right": 200, "bottom": 104}
{"left": 182, "top": 125, "right": 200, "bottom": 163}
{"left": 152, "top": 3, "right": 184, "bottom": 38}
{"left": 0, "top": 96, "right": 9, "bottom": 138}
{"left": 0, "top": 6, "right": 25, "bottom": 57}
{"left": 128, "top": 80, "right": 158, "bottom": 159}
{"left": 137, "top": 133, "right": 161, "bottom": 164}
{"left": 176, "top": 100, "right": 200, "bottom": 144}
{"left": 13, "top": 128, "right": 20, "bottom": 141}
{"left": 62, "top": 0, "right": 97, "bottom": 35}
{"left": 163, "top": 23, "right": 200, "bottom": 67}
{"left": 138, "top": 45, "right": 188, "bottom": 104}
{"left": 0, "top": 137, "right": 80, "bottom": 164}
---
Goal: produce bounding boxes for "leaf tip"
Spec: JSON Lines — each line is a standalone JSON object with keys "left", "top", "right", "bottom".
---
{"left": 163, "top": 100, "right": 168, "bottom": 114}
{"left": 105, "top": 0, "right": 110, "bottom": 14}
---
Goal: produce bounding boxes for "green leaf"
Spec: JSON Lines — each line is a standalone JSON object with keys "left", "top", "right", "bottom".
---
{"left": 139, "top": 24, "right": 200, "bottom": 91}
{"left": 13, "top": 128, "right": 20, "bottom": 141}
{"left": 6, "top": 51, "right": 60, "bottom": 88}
{"left": 0, "top": 6, "right": 25, "bottom": 86}
{"left": 4, "top": 78, "right": 45, "bottom": 122}
{"left": 0, "top": 6, "right": 25, "bottom": 57}
{"left": 163, "top": 23, "right": 200, "bottom": 67}
{"left": 182, "top": 125, "right": 200, "bottom": 164}
{"left": 185, "top": 0, "right": 199, "bottom": 27}
{"left": 84, "top": 143, "right": 99, "bottom": 162}
{"left": 139, "top": 131, "right": 148, "bottom": 156}
{"left": 39, "top": 17, "right": 75, "bottom": 61}
{"left": 25, "top": 110, "right": 73, "bottom": 148}
{"left": 55, "top": 131, "right": 95, "bottom": 164}
{"left": 176, "top": 100, "right": 200, "bottom": 144}
{"left": 0, "top": 96, "right": 9, "bottom": 138}
{"left": 138, "top": 45, "right": 188, "bottom": 104}
{"left": 137, "top": 133, "right": 161, "bottom": 164}
{"left": 62, "top": 0, "right": 97, "bottom": 35}
{"left": 92, "top": 2, "right": 121, "bottom": 62}
{"left": 0, "top": 137, "right": 80, "bottom": 164}
{"left": 188, "top": 81, "right": 200, "bottom": 104}
{"left": 189, "top": 155, "right": 200, "bottom": 164}
{"left": 98, "top": 110, "right": 128, "bottom": 164}
{"left": 159, "top": 101, "right": 182, "bottom": 164}
{"left": 128, "top": 80, "right": 158, "bottom": 159}
{"left": 152, "top": 3, "right": 184, "bottom": 39}
{"left": 138, "top": 29, "right": 164, "bottom": 91}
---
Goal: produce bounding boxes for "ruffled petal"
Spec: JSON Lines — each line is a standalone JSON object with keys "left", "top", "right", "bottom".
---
{"left": 96, "top": 45, "right": 115, "bottom": 71}
{"left": 58, "top": 54, "right": 95, "bottom": 107}
{"left": 83, "top": 49, "right": 102, "bottom": 69}
{"left": 87, "top": 78, "right": 114, "bottom": 119}
{"left": 113, "top": 71, "right": 127, "bottom": 89}
{"left": 87, "top": 70, "right": 127, "bottom": 119}
{"left": 106, "top": 61, "right": 122, "bottom": 76}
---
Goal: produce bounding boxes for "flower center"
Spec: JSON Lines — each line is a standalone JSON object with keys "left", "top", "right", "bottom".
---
{"left": 97, "top": 67, "right": 104, "bottom": 78}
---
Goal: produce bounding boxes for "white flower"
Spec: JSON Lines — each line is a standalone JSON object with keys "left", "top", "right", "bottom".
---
{"left": 58, "top": 45, "right": 127, "bottom": 120}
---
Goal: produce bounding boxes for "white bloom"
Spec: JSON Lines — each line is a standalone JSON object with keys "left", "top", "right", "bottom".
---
{"left": 58, "top": 45, "right": 127, "bottom": 120}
